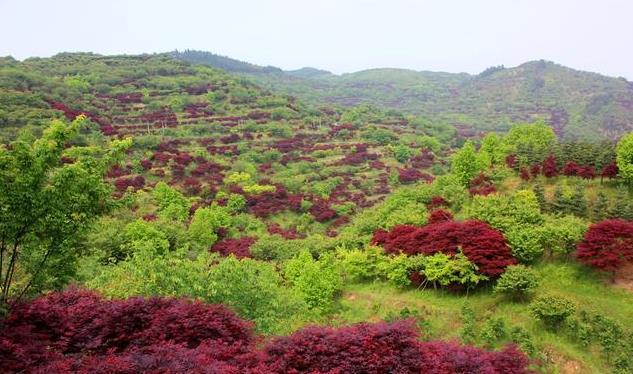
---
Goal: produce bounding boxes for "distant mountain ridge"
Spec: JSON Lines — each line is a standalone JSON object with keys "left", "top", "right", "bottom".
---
{"left": 173, "top": 50, "right": 633, "bottom": 140}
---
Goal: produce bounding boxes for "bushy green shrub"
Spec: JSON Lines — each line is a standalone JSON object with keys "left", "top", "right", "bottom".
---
{"left": 188, "top": 204, "right": 230, "bottom": 249}
{"left": 419, "top": 252, "right": 488, "bottom": 289}
{"left": 152, "top": 181, "right": 190, "bottom": 222}
{"left": 494, "top": 265, "right": 539, "bottom": 301}
{"left": 378, "top": 254, "right": 425, "bottom": 288}
{"left": 481, "top": 316, "right": 507, "bottom": 347}
{"left": 334, "top": 246, "right": 388, "bottom": 282}
{"left": 510, "top": 326, "right": 536, "bottom": 356}
{"left": 89, "top": 249, "right": 306, "bottom": 334}
{"left": 529, "top": 295, "right": 576, "bottom": 331}
{"left": 283, "top": 251, "right": 342, "bottom": 312}
{"left": 460, "top": 305, "right": 477, "bottom": 344}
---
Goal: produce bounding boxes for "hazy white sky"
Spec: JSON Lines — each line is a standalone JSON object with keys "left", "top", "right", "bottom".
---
{"left": 1, "top": 0, "right": 632, "bottom": 78}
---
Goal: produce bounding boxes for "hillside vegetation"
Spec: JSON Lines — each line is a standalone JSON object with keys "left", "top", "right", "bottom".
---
{"left": 173, "top": 50, "right": 633, "bottom": 141}
{"left": 1, "top": 52, "right": 633, "bottom": 373}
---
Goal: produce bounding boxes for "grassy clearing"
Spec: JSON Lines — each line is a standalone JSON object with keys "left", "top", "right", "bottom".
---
{"left": 329, "top": 261, "right": 633, "bottom": 373}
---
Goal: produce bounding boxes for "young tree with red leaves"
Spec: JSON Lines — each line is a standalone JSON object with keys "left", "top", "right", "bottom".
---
{"left": 373, "top": 220, "right": 517, "bottom": 278}
{"left": 576, "top": 219, "right": 633, "bottom": 274}
{"left": 541, "top": 154, "right": 559, "bottom": 177}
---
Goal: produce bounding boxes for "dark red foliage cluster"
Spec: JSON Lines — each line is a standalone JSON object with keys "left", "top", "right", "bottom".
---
{"left": 1, "top": 292, "right": 530, "bottom": 373}
{"left": 171, "top": 163, "right": 186, "bottom": 179}
{"left": 173, "top": 152, "right": 194, "bottom": 166}
{"left": 184, "top": 102, "right": 214, "bottom": 118}
{"left": 428, "top": 209, "right": 454, "bottom": 224}
{"left": 505, "top": 154, "right": 518, "bottom": 169}
{"left": 427, "top": 196, "right": 448, "bottom": 210}
{"left": 262, "top": 320, "right": 424, "bottom": 372}
{"left": 417, "top": 341, "right": 530, "bottom": 374}
{"left": 247, "top": 111, "right": 270, "bottom": 120}
{"left": 210, "top": 237, "right": 256, "bottom": 258}
{"left": 530, "top": 164, "right": 541, "bottom": 176}
{"left": 308, "top": 199, "right": 338, "bottom": 222}
{"left": 246, "top": 185, "right": 302, "bottom": 217}
{"left": 262, "top": 320, "right": 529, "bottom": 374}
{"left": 372, "top": 220, "right": 517, "bottom": 277}
{"left": 139, "top": 159, "right": 152, "bottom": 170}
{"left": 151, "top": 151, "right": 172, "bottom": 166}
{"left": 107, "top": 164, "right": 132, "bottom": 178}
{"left": 337, "top": 145, "right": 379, "bottom": 165}
{"left": 0, "top": 290, "right": 256, "bottom": 373}
{"left": 409, "top": 150, "right": 434, "bottom": 169}
{"left": 601, "top": 161, "right": 618, "bottom": 179}
{"left": 49, "top": 100, "right": 116, "bottom": 136}
{"left": 114, "top": 175, "right": 145, "bottom": 192}
{"left": 139, "top": 109, "right": 178, "bottom": 126}
{"left": 541, "top": 154, "right": 558, "bottom": 177}
{"left": 115, "top": 92, "right": 143, "bottom": 104}
{"left": 468, "top": 173, "right": 496, "bottom": 196}
{"left": 221, "top": 133, "right": 241, "bottom": 144}
{"left": 561, "top": 162, "right": 595, "bottom": 179}
{"left": 183, "top": 177, "right": 202, "bottom": 195}
{"left": 576, "top": 219, "right": 633, "bottom": 272}
{"left": 398, "top": 168, "right": 434, "bottom": 184}
{"left": 206, "top": 144, "right": 239, "bottom": 156}
{"left": 519, "top": 167, "right": 531, "bottom": 181}
{"left": 369, "top": 160, "right": 386, "bottom": 169}
{"left": 274, "top": 136, "right": 304, "bottom": 153}
{"left": 267, "top": 223, "right": 304, "bottom": 239}
{"left": 157, "top": 139, "right": 190, "bottom": 154}
{"left": 191, "top": 161, "right": 224, "bottom": 178}
{"left": 184, "top": 84, "right": 214, "bottom": 95}
{"left": 329, "top": 123, "right": 355, "bottom": 137}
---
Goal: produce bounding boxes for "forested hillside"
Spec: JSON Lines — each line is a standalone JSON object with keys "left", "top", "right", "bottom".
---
{"left": 174, "top": 50, "right": 633, "bottom": 140}
{"left": 2, "top": 52, "right": 633, "bottom": 373}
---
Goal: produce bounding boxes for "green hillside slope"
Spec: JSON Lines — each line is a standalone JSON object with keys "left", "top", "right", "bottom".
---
{"left": 173, "top": 51, "right": 633, "bottom": 140}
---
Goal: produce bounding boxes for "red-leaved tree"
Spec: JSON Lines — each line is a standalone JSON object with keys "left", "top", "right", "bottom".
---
{"left": 372, "top": 220, "right": 517, "bottom": 277}
{"left": 210, "top": 237, "right": 256, "bottom": 258}
{"left": 576, "top": 219, "right": 633, "bottom": 273}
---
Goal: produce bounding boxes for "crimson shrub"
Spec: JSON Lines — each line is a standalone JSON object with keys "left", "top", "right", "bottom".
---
{"left": 576, "top": 219, "right": 633, "bottom": 272}
{"left": 373, "top": 220, "right": 517, "bottom": 277}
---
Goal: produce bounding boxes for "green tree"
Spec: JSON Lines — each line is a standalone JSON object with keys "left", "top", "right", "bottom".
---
{"left": 616, "top": 132, "right": 633, "bottom": 184}
{"left": 391, "top": 144, "right": 414, "bottom": 163}
{"left": 504, "top": 121, "right": 556, "bottom": 166}
{"left": 479, "top": 133, "right": 505, "bottom": 167}
{"left": 451, "top": 140, "right": 483, "bottom": 186}
{"left": 494, "top": 265, "right": 540, "bottom": 301}
{"left": 568, "top": 185, "right": 587, "bottom": 218}
{"left": 188, "top": 204, "right": 230, "bottom": 249}
{"left": 284, "top": 250, "right": 342, "bottom": 312}
{"left": 592, "top": 191, "right": 609, "bottom": 221}
{"left": 0, "top": 117, "right": 130, "bottom": 308}
{"left": 609, "top": 187, "right": 631, "bottom": 219}
{"left": 551, "top": 185, "right": 567, "bottom": 214}
{"left": 152, "top": 181, "right": 190, "bottom": 222}
{"left": 529, "top": 295, "right": 576, "bottom": 331}
{"left": 533, "top": 183, "right": 546, "bottom": 212}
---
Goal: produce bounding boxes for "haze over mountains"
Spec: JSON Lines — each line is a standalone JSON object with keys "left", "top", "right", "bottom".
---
{"left": 172, "top": 50, "right": 633, "bottom": 140}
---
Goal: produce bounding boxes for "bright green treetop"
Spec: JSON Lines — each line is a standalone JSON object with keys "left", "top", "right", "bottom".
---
{"left": 616, "top": 132, "right": 633, "bottom": 184}
{"left": 0, "top": 116, "right": 130, "bottom": 307}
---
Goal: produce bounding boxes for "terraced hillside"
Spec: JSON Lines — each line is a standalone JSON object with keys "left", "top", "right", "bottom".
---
{"left": 172, "top": 50, "right": 633, "bottom": 140}
{"left": 0, "top": 53, "right": 451, "bottom": 237}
